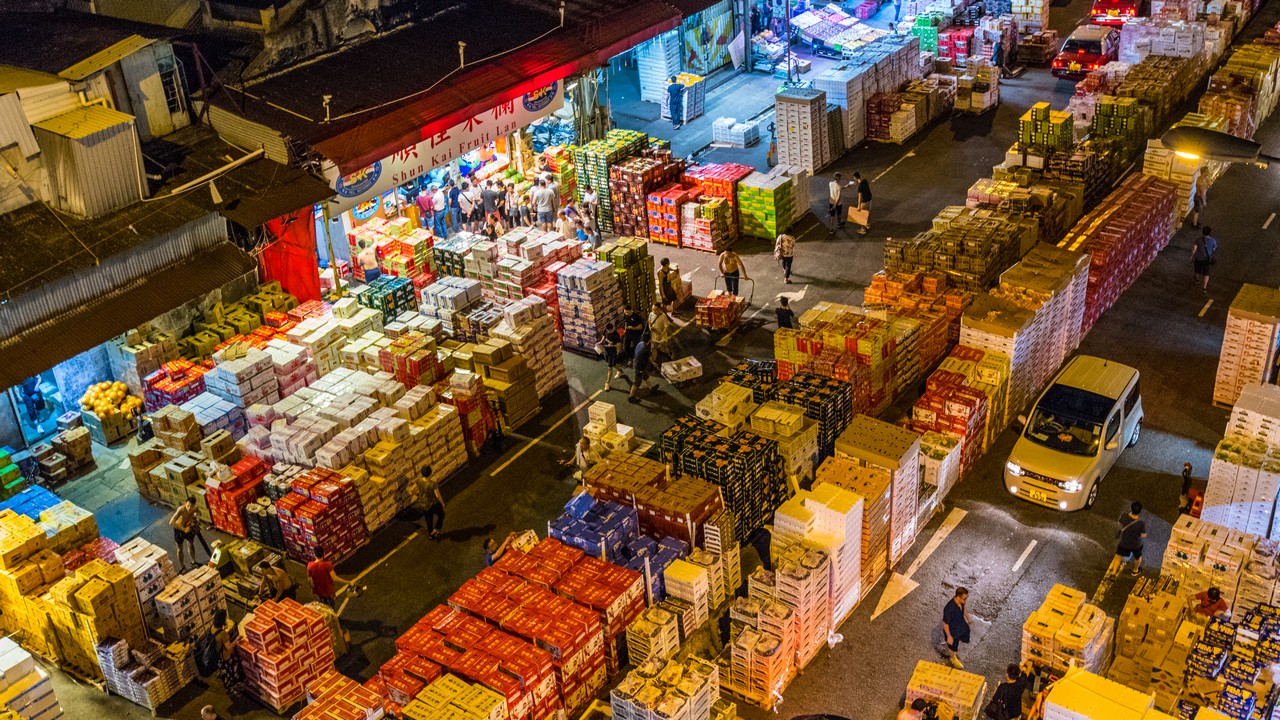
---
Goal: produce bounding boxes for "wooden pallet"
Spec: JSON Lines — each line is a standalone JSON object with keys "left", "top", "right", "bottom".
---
{"left": 719, "top": 666, "right": 798, "bottom": 711}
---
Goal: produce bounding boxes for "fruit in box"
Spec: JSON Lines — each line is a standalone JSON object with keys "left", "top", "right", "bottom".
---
{"left": 80, "top": 382, "right": 143, "bottom": 418}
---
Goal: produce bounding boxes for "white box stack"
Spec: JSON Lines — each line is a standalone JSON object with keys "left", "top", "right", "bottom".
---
{"left": 1214, "top": 285, "right": 1280, "bottom": 406}
{"left": 420, "top": 277, "right": 484, "bottom": 337}
{"left": 287, "top": 316, "right": 349, "bottom": 376}
{"left": 776, "top": 86, "right": 831, "bottom": 174}
{"left": 610, "top": 655, "right": 719, "bottom": 720}
{"left": 813, "top": 67, "right": 866, "bottom": 148}
{"left": 557, "top": 259, "right": 624, "bottom": 354}
{"left": 264, "top": 338, "right": 319, "bottom": 398}
{"left": 696, "top": 382, "right": 758, "bottom": 432}
{"left": 835, "top": 416, "right": 922, "bottom": 564}
{"left": 920, "top": 431, "right": 963, "bottom": 501}
{"left": 625, "top": 606, "right": 681, "bottom": 663}
{"left": 772, "top": 542, "right": 832, "bottom": 669}
{"left": 151, "top": 565, "right": 227, "bottom": 641}
{"left": 905, "top": 660, "right": 988, "bottom": 720}
{"left": 686, "top": 548, "right": 727, "bottom": 609}
{"left": 992, "top": 244, "right": 1090, "bottom": 397}
{"left": 0, "top": 638, "right": 62, "bottom": 720}
{"left": 206, "top": 347, "right": 282, "bottom": 408}
{"left": 772, "top": 484, "right": 864, "bottom": 629}
{"left": 488, "top": 295, "right": 568, "bottom": 398}
{"left": 636, "top": 31, "right": 682, "bottom": 103}
{"left": 1202, "top": 384, "right": 1280, "bottom": 538}
{"left": 96, "top": 637, "right": 197, "bottom": 712}
{"left": 664, "top": 559, "right": 710, "bottom": 633}
{"left": 114, "top": 537, "right": 177, "bottom": 619}
{"left": 749, "top": 401, "right": 820, "bottom": 485}
{"left": 961, "top": 294, "right": 1039, "bottom": 417}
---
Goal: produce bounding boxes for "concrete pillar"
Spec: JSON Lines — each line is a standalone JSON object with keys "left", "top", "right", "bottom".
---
{"left": 0, "top": 391, "right": 25, "bottom": 450}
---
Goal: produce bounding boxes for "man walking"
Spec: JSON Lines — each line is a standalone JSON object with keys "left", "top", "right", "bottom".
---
{"left": 630, "top": 332, "right": 655, "bottom": 400}
{"left": 1192, "top": 227, "right": 1217, "bottom": 292}
{"left": 940, "top": 586, "right": 972, "bottom": 668}
{"left": 1116, "top": 501, "right": 1146, "bottom": 575}
{"left": 306, "top": 545, "right": 349, "bottom": 608}
{"left": 774, "top": 232, "right": 796, "bottom": 283}
{"left": 853, "top": 171, "right": 873, "bottom": 235}
{"left": 416, "top": 466, "right": 445, "bottom": 539}
{"left": 622, "top": 304, "right": 646, "bottom": 359}
{"left": 667, "top": 77, "right": 685, "bottom": 130}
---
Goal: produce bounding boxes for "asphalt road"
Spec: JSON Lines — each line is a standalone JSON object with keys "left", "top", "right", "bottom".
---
{"left": 46, "top": 0, "right": 1280, "bottom": 717}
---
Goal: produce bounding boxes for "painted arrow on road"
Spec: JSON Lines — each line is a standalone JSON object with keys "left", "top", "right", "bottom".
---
{"left": 871, "top": 507, "right": 967, "bottom": 621}
{"left": 775, "top": 284, "right": 809, "bottom": 304}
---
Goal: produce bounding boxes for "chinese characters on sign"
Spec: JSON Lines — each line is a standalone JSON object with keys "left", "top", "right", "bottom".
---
{"left": 329, "top": 81, "right": 565, "bottom": 213}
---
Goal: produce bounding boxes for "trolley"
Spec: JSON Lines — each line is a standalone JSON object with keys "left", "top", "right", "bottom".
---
{"left": 694, "top": 276, "right": 754, "bottom": 331}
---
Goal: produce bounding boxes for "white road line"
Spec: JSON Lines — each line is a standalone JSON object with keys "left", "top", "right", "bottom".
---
{"left": 715, "top": 350, "right": 736, "bottom": 363}
{"left": 489, "top": 389, "right": 603, "bottom": 475}
{"left": 1011, "top": 540, "right": 1038, "bottom": 573}
{"left": 1199, "top": 299, "right": 1214, "bottom": 317}
{"left": 903, "top": 507, "right": 967, "bottom": 578}
{"left": 1265, "top": 212, "right": 1276, "bottom": 230}
{"left": 873, "top": 151, "right": 916, "bottom": 182}
{"left": 350, "top": 531, "right": 420, "bottom": 584}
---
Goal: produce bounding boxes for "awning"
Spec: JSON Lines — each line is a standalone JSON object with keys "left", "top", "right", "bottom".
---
{"left": 0, "top": 244, "right": 256, "bottom": 389}
{"left": 217, "top": 166, "right": 333, "bottom": 229}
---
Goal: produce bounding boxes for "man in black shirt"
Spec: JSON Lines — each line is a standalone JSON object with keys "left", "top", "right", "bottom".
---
{"left": 1116, "top": 501, "right": 1147, "bottom": 575}
{"left": 480, "top": 180, "right": 500, "bottom": 225}
{"left": 853, "top": 171, "right": 872, "bottom": 235}
{"left": 622, "top": 305, "right": 646, "bottom": 359}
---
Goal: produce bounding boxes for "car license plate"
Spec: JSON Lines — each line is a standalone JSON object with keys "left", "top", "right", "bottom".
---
{"left": 1069, "top": 62, "right": 1081, "bottom": 71}
{"left": 1028, "top": 489, "right": 1049, "bottom": 504}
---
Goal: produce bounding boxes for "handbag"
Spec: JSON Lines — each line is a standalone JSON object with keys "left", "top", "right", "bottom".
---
{"left": 847, "top": 206, "right": 870, "bottom": 226}
{"left": 984, "top": 697, "right": 1011, "bottom": 720}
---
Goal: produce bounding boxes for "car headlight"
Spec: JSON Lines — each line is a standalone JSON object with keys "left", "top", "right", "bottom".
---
{"left": 1006, "top": 461, "right": 1024, "bottom": 477}
{"left": 1063, "top": 480, "right": 1083, "bottom": 493}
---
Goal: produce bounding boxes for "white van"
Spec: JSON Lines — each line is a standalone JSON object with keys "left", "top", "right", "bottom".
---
{"left": 1004, "top": 355, "right": 1143, "bottom": 511}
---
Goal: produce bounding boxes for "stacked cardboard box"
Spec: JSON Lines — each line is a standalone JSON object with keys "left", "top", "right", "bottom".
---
{"left": 400, "top": 674, "right": 507, "bottom": 720}
{"left": 1045, "top": 669, "right": 1161, "bottom": 720}
{"left": 646, "top": 185, "right": 693, "bottom": 245}
{"left": 488, "top": 296, "right": 567, "bottom": 398}
{"left": 43, "top": 557, "right": 150, "bottom": 683}
{"left": 624, "top": 606, "right": 682, "bottom": 664}
{"left": 205, "top": 456, "right": 267, "bottom": 538}
{"left": 471, "top": 338, "right": 540, "bottom": 428}
{"left": 747, "top": 401, "right": 820, "bottom": 487}
{"left": 884, "top": 209, "right": 1026, "bottom": 292}
{"left": 737, "top": 172, "right": 795, "bottom": 239}
{"left": 1057, "top": 174, "right": 1178, "bottom": 334}
{"left": 611, "top": 655, "right": 720, "bottom": 720}
{"left": 609, "top": 153, "right": 685, "bottom": 239}
{"left": 1214, "top": 286, "right": 1280, "bottom": 406}
{"left": 771, "top": 372, "right": 856, "bottom": 461}
{"left": 598, "top": 238, "right": 656, "bottom": 314}
{"left": 660, "top": 417, "right": 786, "bottom": 539}
{"left": 356, "top": 275, "right": 417, "bottom": 324}
{"left": 96, "top": 638, "right": 196, "bottom": 711}
{"left": 906, "top": 661, "right": 988, "bottom": 720}
{"left": 378, "top": 604, "right": 560, "bottom": 719}
{"left": 115, "top": 537, "right": 176, "bottom": 629}
{"left": 776, "top": 86, "right": 830, "bottom": 174}
{"left": 298, "top": 670, "right": 385, "bottom": 720}
{"left": 179, "top": 392, "right": 247, "bottom": 441}
{"left": 684, "top": 162, "right": 754, "bottom": 245}
{"left": 151, "top": 565, "right": 226, "bottom": 641}
{"left": 679, "top": 197, "right": 734, "bottom": 254}
{"left": 835, "top": 417, "right": 921, "bottom": 564}
{"left": 719, "top": 596, "right": 795, "bottom": 705}
{"left": 237, "top": 598, "right": 336, "bottom": 713}
{"left": 911, "top": 347, "right": 999, "bottom": 473}
{"left": 0, "top": 637, "right": 62, "bottom": 720}
{"left": 664, "top": 559, "right": 710, "bottom": 634}
{"left": 572, "top": 129, "right": 650, "bottom": 233}
{"left": 204, "top": 347, "right": 282, "bottom": 408}
{"left": 1022, "top": 584, "right": 1113, "bottom": 675}
{"left": 920, "top": 431, "right": 964, "bottom": 507}
{"left": 557, "top": 259, "right": 624, "bottom": 353}
{"left": 772, "top": 483, "right": 865, "bottom": 628}
{"left": 754, "top": 543, "right": 831, "bottom": 669}
{"left": 275, "top": 468, "right": 368, "bottom": 563}
{"left": 815, "top": 456, "right": 892, "bottom": 593}
{"left": 581, "top": 454, "right": 725, "bottom": 548}
{"left": 108, "top": 328, "right": 181, "bottom": 398}
{"left": 440, "top": 371, "right": 497, "bottom": 456}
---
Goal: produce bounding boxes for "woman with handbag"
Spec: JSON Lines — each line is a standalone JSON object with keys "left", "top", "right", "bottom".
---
{"left": 985, "top": 662, "right": 1034, "bottom": 720}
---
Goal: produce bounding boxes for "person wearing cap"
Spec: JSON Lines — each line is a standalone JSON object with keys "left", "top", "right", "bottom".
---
{"left": 1194, "top": 587, "right": 1229, "bottom": 619}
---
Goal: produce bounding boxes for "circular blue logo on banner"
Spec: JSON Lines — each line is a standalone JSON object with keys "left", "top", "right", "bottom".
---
{"left": 523, "top": 82, "right": 558, "bottom": 112}
{"left": 337, "top": 162, "right": 382, "bottom": 197}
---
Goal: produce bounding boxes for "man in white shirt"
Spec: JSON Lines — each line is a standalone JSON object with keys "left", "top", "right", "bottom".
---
{"left": 430, "top": 184, "right": 448, "bottom": 237}
{"left": 532, "top": 180, "right": 557, "bottom": 230}
{"left": 828, "top": 172, "right": 851, "bottom": 236}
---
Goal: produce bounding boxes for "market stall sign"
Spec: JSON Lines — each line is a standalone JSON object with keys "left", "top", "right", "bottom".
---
{"left": 328, "top": 81, "right": 565, "bottom": 213}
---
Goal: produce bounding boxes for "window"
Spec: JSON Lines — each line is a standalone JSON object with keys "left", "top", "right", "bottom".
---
{"left": 1124, "top": 379, "right": 1140, "bottom": 415}
{"left": 1106, "top": 410, "right": 1121, "bottom": 444}
{"left": 157, "top": 56, "right": 186, "bottom": 115}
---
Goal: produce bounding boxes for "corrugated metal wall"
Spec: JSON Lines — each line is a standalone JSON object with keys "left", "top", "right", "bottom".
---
{"left": 34, "top": 116, "right": 144, "bottom": 218}
{"left": 0, "top": 94, "right": 38, "bottom": 158}
{"left": 0, "top": 213, "right": 228, "bottom": 339}
{"left": 15, "top": 82, "right": 78, "bottom": 124}
{"left": 207, "top": 103, "right": 291, "bottom": 165}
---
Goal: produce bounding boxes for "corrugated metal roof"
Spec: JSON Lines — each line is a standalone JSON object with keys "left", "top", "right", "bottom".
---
{"left": 33, "top": 104, "right": 135, "bottom": 140}
{"left": 0, "top": 65, "right": 64, "bottom": 95}
{"left": 0, "top": 243, "right": 256, "bottom": 389}
{"left": 58, "top": 35, "right": 157, "bottom": 81}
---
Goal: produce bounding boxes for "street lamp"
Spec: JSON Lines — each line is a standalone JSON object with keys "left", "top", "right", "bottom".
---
{"left": 1159, "top": 126, "right": 1280, "bottom": 166}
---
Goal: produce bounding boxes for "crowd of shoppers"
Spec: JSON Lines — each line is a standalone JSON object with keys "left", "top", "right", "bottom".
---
{"left": 409, "top": 169, "right": 601, "bottom": 247}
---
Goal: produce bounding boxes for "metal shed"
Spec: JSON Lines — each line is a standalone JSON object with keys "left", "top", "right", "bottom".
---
{"left": 31, "top": 104, "right": 145, "bottom": 218}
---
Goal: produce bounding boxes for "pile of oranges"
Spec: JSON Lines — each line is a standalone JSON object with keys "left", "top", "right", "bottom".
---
{"left": 80, "top": 381, "right": 143, "bottom": 418}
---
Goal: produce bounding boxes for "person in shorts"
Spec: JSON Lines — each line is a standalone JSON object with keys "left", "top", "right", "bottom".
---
{"left": 601, "top": 322, "right": 624, "bottom": 392}
{"left": 1116, "top": 501, "right": 1147, "bottom": 575}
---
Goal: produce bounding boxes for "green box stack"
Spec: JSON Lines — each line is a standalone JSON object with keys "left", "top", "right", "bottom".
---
{"left": 432, "top": 234, "right": 482, "bottom": 278}
{"left": 1018, "top": 102, "right": 1073, "bottom": 152}
{"left": 736, "top": 171, "right": 794, "bottom": 239}
{"left": 911, "top": 14, "right": 945, "bottom": 53}
{"left": 357, "top": 275, "right": 417, "bottom": 323}
{"left": 570, "top": 129, "right": 649, "bottom": 233}
{"left": 0, "top": 450, "right": 25, "bottom": 502}
{"left": 1089, "top": 96, "right": 1145, "bottom": 153}
{"left": 598, "top": 236, "right": 656, "bottom": 312}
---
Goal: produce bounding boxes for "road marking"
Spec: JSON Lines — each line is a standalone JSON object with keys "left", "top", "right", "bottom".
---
{"left": 873, "top": 151, "right": 916, "bottom": 182}
{"left": 489, "top": 389, "right": 603, "bottom": 475}
{"left": 716, "top": 350, "right": 736, "bottom": 363}
{"left": 1011, "top": 540, "right": 1038, "bottom": 573}
{"left": 1266, "top": 213, "right": 1276, "bottom": 229}
{"left": 350, "top": 531, "right": 420, "bottom": 584}
{"left": 776, "top": 284, "right": 809, "bottom": 304}
{"left": 871, "top": 508, "right": 967, "bottom": 620}
{"left": 1199, "top": 299, "right": 1213, "bottom": 317}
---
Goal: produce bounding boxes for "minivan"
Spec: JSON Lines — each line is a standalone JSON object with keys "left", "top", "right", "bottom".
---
{"left": 1004, "top": 355, "right": 1143, "bottom": 511}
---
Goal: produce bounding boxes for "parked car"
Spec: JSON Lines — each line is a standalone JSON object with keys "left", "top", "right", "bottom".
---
{"left": 1091, "top": 0, "right": 1145, "bottom": 26}
{"left": 1004, "top": 355, "right": 1144, "bottom": 511}
{"left": 1052, "top": 24, "right": 1121, "bottom": 79}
